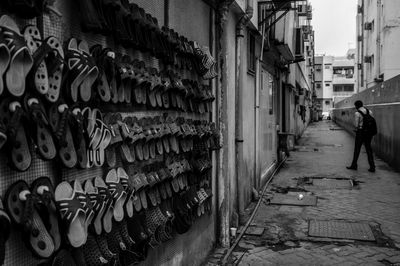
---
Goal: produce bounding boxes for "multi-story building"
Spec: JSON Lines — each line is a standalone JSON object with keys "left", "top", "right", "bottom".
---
{"left": 334, "top": 0, "right": 400, "bottom": 172}
{"left": 356, "top": 0, "right": 400, "bottom": 91}
{"left": 315, "top": 52, "right": 356, "bottom": 116}
{"left": 332, "top": 49, "right": 356, "bottom": 104}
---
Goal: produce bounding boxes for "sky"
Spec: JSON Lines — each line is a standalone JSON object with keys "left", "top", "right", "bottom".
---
{"left": 309, "top": 0, "right": 358, "bottom": 56}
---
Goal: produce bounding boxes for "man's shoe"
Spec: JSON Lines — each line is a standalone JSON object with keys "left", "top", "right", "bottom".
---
{"left": 368, "top": 168, "right": 375, "bottom": 173}
{"left": 346, "top": 166, "right": 357, "bottom": 170}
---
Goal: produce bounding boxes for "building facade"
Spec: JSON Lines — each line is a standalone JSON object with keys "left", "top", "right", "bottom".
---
{"left": 315, "top": 52, "right": 356, "bottom": 116}
{"left": 356, "top": 0, "right": 400, "bottom": 91}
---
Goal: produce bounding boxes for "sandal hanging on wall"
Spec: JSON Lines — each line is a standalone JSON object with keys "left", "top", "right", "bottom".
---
{"left": 0, "top": 197, "right": 11, "bottom": 266}
{"left": 23, "top": 95, "right": 56, "bottom": 160}
{"left": 5, "top": 180, "right": 55, "bottom": 258}
{"left": 23, "top": 25, "right": 49, "bottom": 95}
{"left": 90, "top": 45, "right": 112, "bottom": 102}
{"left": 55, "top": 181, "right": 87, "bottom": 248}
{"left": 0, "top": 15, "right": 33, "bottom": 97}
{"left": 0, "top": 98, "right": 32, "bottom": 171}
{"left": 30, "top": 176, "right": 61, "bottom": 252}
{"left": 48, "top": 103, "right": 77, "bottom": 168}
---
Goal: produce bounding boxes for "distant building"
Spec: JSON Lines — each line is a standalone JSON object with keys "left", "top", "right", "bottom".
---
{"left": 315, "top": 51, "right": 356, "bottom": 115}
{"left": 356, "top": 0, "right": 400, "bottom": 91}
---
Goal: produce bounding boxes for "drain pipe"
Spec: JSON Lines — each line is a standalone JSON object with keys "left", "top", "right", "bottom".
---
{"left": 235, "top": 0, "right": 254, "bottom": 221}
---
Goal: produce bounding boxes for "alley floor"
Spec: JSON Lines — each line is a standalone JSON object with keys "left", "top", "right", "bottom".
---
{"left": 206, "top": 120, "right": 400, "bottom": 266}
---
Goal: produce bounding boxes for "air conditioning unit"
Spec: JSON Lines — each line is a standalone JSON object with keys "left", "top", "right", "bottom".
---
{"left": 358, "top": 63, "right": 362, "bottom": 69}
{"left": 364, "top": 22, "right": 372, "bottom": 30}
{"left": 364, "top": 56, "right": 372, "bottom": 63}
{"left": 295, "top": 28, "right": 304, "bottom": 59}
{"left": 357, "top": 5, "right": 363, "bottom": 14}
{"left": 357, "top": 35, "right": 362, "bottom": 42}
{"left": 298, "top": 4, "right": 307, "bottom": 15}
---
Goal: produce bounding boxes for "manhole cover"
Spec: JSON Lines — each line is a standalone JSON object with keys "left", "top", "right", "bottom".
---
{"left": 308, "top": 220, "right": 375, "bottom": 241}
{"left": 270, "top": 193, "right": 317, "bottom": 206}
{"left": 245, "top": 226, "right": 265, "bottom": 236}
{"left": 312, "top": 179, "right": 352, "bottom": 189}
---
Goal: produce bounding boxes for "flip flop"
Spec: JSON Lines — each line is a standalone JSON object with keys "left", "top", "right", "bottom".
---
{"left": 84, "top": 179, "right": 105, "bottom": 236}
{"left": 45, "top": 36, "right": 64, "bottom": 103}
{"left": 94, "top": 177, "right": 113, "bottom": 234}
{"left": 104, "top": 169, "right": 127, "bottom": 222}
{"left": 0, "top": 31, "right": 10, "bottom": 96}
{"left": 103, "top": 113, "right": 123, "bottom": 167}
{"left": 1, "top": 99, "right": 32, "bottom": 171}
{"left": 90, "top": 45, "right": 112, "bottom": 102}
{"left": 31, "top": 177, "right": 61, "bottom": 252}
{"left": 117, "top": 167, "right": 134, "bottom": 218}
{"left": 72, "top": 180, "right": 95, "bottom": 239}
{"left": 82, "top": 233, "right": 109, "bottom": 265}
{"left": 64, "top": 38, "right": 89, "bottom": 102}
{"left": 0, "top": 197, "right": 11, "bottom": 266}
{"left": 48, "top": 103, "right": 77, "bottom": 168}
{"left": 23, "top": 25, "right": 49, "bottom": 95}
{"left": 69, "top": 106, "right": 88, "bottom": 168}
{"left": 0, "top": 15, "right": 33, "bottom": 97}
{"left": 78, "top": 40, "right": 99, "bottom": 102}
{"left": 55, "top": 181, "right": 87, "bottom": 248}
{"left": 5, "top": 180, "right": 55, "bottom": 258}
{"left": 23, "top": 95, "right": 56, "bottom": 160}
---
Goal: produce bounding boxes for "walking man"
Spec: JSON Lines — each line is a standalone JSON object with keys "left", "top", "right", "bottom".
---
{"left": 347, "top": 100, "right": 376, "bottom": 172}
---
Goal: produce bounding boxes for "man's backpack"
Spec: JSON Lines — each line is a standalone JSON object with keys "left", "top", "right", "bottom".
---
{"left": 358, "top": 109, "right": 377, "bottom": 136}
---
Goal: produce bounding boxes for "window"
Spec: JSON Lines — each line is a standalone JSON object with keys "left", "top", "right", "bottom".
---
{"left": 325, "top": 64, "right": 331, "bottom": 69}
{"left": 248, "top": 33, "right": 256, "bottom": 72}
{"left": 325, "top": 83, "right": 331, "bottom": 87}
{"left": 315, "top": 64, "right": 322, "bottom": 71}
{"left": 316, "top": 83, "right": 321, "bottom": 89}
{"left": 333, "top": 84, "right": 354, "bottom": 92}
{"left": 325, "top": 100, "right": 330, "bottom": 105}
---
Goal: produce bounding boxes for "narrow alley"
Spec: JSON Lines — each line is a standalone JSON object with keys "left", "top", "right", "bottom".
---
{"left": 207, "top": 120, "right": 400, "bottom": 266}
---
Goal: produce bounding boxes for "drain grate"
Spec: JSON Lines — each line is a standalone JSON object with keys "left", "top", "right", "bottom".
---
{"left": 308, "top": 220, "right": 375, "bottom": 241}
{"left": 270, "top": 193, "right": 317, "bottom": 206}
{"left": 312, "top": 178, "right": 353, "bottom": 189}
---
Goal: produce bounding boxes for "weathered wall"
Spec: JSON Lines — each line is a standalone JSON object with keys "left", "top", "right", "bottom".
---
{"left": 332, "top": 74, "right": 400, "bottom": 171}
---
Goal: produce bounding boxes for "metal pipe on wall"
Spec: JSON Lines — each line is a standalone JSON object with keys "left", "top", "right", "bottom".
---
{"left": 235, "top": 0, "right": 254, "bottom": 218}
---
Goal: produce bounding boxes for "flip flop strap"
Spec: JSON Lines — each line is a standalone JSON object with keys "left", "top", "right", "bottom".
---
{"left": 56, "top": 198, "right": 86, "bottom": 226}
{"left": 7, "top": 107, "right": 24, "bottom": 143}
{"left": 21, "top": 193, "right": 37, "bottom": 231}
{"left": 30, "top": 103, "right": 49, "bottom": 127}
{"left": 46, "top": 49, "right": 64, "bottom": 76}
{"left": 54, "top": 110, "right": 69, "bottom": 146}
{"left": 97, "top": 186, "right": 113, "bottom": 211}
{"left": 2, "top": 27, "right": 28, "bottom": 55}
{"left": 88, "top": 192, "right": 105, "bottom": 215}
{"left": 69, "top": 113, "right": 86, "bottom": 147}
{"left": 106, "top": 182, "right": 126, "bottom": 204}
{"left": 31, "top": 40, "right": 53, "bottom": 73}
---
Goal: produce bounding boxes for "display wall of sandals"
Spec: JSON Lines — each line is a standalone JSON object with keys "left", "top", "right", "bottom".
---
{"left": 0, "top": 0, "right": 220, "bottom": 265}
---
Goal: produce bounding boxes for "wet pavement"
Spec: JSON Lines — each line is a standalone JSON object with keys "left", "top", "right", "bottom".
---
{"left": 206, "top": 120, "right": 400, "bottom": 266}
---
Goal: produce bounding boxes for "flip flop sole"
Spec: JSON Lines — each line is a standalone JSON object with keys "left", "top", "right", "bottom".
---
{"left": 24, "top": 25, "right": 49, "bottom": 95}
{"left": 46, "top": 36, "right": 64, "bottom": 103}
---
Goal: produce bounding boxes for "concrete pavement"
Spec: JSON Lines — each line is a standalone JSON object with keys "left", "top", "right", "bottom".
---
{"left": 206, "top": 120, "right": 400, "bottom": 266}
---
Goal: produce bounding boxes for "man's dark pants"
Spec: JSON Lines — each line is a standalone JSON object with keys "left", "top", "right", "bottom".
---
{"left": 351, "top": 131, "right": 375, "bottom": 169}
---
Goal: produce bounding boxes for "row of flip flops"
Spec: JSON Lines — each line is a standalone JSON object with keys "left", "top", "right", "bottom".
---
{"left": 1, "top": 165, "right": 211, "bottom": 263}
{"left": 90, "top": 43, "right": 215, "bottom": 112}
{"left": 77, "top": 0, "right": 217, "bottom": 79}
{"left": 104, "top": 114, "right": 220, "bottom": 168}
{"left": 0, "top": 15, "right": 215, "bottom": 112}
{"left": 0, "top": 93, "right": 220, "bottom": 171}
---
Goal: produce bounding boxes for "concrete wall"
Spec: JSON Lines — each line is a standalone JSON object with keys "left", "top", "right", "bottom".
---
{"left": 332, "top": 74, "right": 400, "bottom": 171}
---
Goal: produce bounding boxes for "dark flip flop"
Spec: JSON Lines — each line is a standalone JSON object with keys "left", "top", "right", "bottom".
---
{"left": 0, "top": 99, "right": 32, "bottom": 171}
{"left": 5, "top": 180, "right": 55, "bottom": 258}
{"left": 48, "top": 103, "right": 77, "bottom": 168}
{"left": 23, "top": 95, "right": 56, "bottom": 160}
{"left": 78, "top": 40, "right": 99, "bottom": 102}
{"left": 31, "top": 177, "right": 61, "bottom": 252}
{"left": 90, "top": 45, "right": 112, "bottom": 102}
{"left": 69, "top": 106, "right": 88, "bottom": 168}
